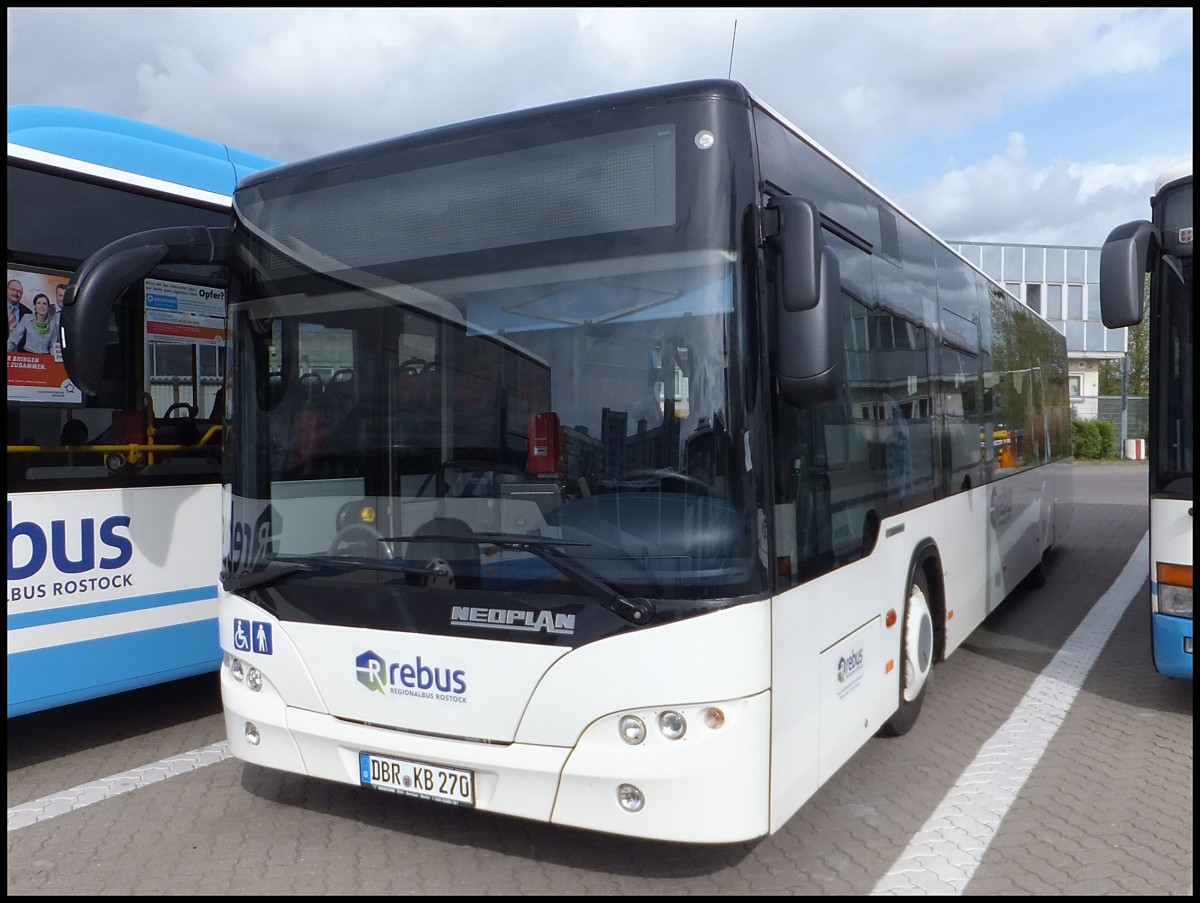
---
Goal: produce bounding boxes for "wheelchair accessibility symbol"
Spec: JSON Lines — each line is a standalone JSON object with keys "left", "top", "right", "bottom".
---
{"left": 233, "top": 618, "right": 273, "bottom": 655}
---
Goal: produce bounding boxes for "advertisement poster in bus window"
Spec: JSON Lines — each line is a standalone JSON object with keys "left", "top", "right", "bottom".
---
{"left": 6, "top": 267, "right": 82, "bottom": 405}
{"left": 143, "top": 277, "right": 226, "bottom": 347}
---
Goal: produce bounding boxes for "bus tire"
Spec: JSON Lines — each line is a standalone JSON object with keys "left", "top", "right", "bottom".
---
{"left": 879, "top": 564, "right": 935, "bottom": 737}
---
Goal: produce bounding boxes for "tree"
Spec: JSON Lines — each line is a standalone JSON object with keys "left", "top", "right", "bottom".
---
{"left": 1098, "top": 358, "right": 1122, "bottom": 396}
{"left": 1097, "top": 283, "right": 1150, "bottom": 397}
{"left": 1125, "top": 310, "right": 1149, "bottom": 395}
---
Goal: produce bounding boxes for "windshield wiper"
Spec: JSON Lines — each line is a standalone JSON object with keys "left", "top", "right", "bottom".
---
{"left": 223, "top": 553, "right": 447, "bottom": 593}
{"left": 385, "top": 532, "right": 656, "bottom": 626}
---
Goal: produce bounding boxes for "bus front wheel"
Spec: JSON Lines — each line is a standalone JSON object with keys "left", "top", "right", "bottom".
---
{"left": 879, "top": 564, "right": 935, "bottom": 737}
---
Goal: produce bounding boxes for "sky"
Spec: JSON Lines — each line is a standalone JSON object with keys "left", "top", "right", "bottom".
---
{"left": 6, "top": 7, "right": 1193, "bottom": 248}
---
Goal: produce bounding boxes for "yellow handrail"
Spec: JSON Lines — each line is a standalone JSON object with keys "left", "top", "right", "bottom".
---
{"left": 8, "top": 425, "right": 222, "bottom": 457}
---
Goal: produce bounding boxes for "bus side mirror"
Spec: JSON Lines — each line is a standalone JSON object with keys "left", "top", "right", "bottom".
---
{"left": 63, "top": 245, "right": 172, "bottom": 397}
{"left": 767, "top": 196, "right": 844, "bottom": 408}
{"left": 1099, "top": 219, "right": 1156, "bottom": 328}
{"left": 62, "top": 226, "right": 232, "bottom": 395}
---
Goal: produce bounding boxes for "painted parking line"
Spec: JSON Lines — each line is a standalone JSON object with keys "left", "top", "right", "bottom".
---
{"left": 871, "top": 531, "right": 1150, "bottom": 895}
{"left": 7, "top": 741, "right": 231, "bottom": 832}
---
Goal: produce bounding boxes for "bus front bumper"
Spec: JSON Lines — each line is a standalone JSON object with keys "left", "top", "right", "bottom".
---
{"left": 221, "top": 661, "right": 771, "bottom": 843}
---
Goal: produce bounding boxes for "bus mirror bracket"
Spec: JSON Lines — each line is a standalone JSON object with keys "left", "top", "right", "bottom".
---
{"left": 63, "top": 226, "right": 232, "bottom": 396}
{"left": 1098, "top": 219, "right": 1156, "bottom": 328}
{"left": 767, "top": 196, "right": 845, "bottom": 408}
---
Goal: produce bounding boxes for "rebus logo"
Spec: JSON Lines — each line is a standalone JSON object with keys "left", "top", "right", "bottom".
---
{"left": 837, "top": 648, "right": 864, "bottom": 683}
{"left": 355, "top": 650, "right": 467, "bottom": 698}
{"left": 356, "top": 650, "right": 389, "bottom": 694}
{"left": 8, "top": 501, "right": 133, "bottom": 581}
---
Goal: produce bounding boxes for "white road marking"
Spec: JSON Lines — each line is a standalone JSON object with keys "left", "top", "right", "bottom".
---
{"left": 871, "top": 531, "right": 1150, "bottom": 895}
{"left": 7, "top": 741, "right": 231, "bottom": 832}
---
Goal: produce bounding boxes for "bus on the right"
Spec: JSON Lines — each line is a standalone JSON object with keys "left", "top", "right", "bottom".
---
{"left": 1101, "top": 162, "right": 1193, "bottom": 679}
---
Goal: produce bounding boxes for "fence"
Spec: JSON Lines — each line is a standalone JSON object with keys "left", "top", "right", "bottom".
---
{"left": 1096, "top": 395, "right": 1149, "bottom": 457}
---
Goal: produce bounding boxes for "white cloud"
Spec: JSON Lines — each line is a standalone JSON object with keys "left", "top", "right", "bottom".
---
{"left": 902, "top": 143, "right": 1192, "bottom": 247}
{"left": 7, "top": 7, "right": 1193, "bottom": 246}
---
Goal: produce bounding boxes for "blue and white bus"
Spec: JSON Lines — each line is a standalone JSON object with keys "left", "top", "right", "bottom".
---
{"left": 64, "top": 80, "right": 1071, "bottom": 843}
{"left": 6, "top": 105, "right": 276, "bottom": 717}
{"left": 1100, "top": 162, "right": 1193, "bottom": 679}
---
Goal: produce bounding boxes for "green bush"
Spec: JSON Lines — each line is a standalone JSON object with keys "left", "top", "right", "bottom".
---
{"left": 1071, "top": 418, "right": 1121, "bottom": 459}
{"left": 1072, "top": 419, "right": 1103, "bottom": 459}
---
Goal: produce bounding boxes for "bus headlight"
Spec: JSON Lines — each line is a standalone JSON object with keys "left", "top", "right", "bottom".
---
{"left": 227, "top": 655, "right": 265, "bottom": 690}
{"left": 1158, "top": 585, "right": 1192, "bottom": 618}
{"left": 616, "top": 705, "right": 727, "bottom": 743}
{"left": 1157, "top": 564, "right": 1193, "bottom": 618}
{"left": 616, "top": 783, "right": 645, "bottom": 812}
{"left": 657, "top": 710, "right": 687, "bottom": 740}
{"left": 618, "top": 715, "right": 646, "bottom": 745}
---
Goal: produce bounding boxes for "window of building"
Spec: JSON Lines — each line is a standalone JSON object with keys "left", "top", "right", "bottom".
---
{"left": 1026, "top": 283, "right": 1042, "bottom": 315}
{"left": 1067, "top": 284, "right": 1083, "bottom": 320}
{"left": 955, "top": 243, "right": 981, "bottom": 267}
{"left": 1066, "top": 319, "right": 1085, "bottom": 351}
{"left": 1086, "top": 284, "right": 1101, "bottom": 320}
{"left": 1046, "top": 248, "right": 1065, "bottom": 282}
{"left": 1112, "top": 327, "right": 1128, "bottom": 353}
{"left": 1023, "top": 247, "right": 1044, "bottom": 281}
{"left": 1067, "top": 248, "right": 1086, "bottom": 283}
{"left": 1046, "top": 283, "right": 1063, "bottom": 319}
{"left": 1069, "top": 374, "right": 1082, "bottom": 397}
{"left": 981, "top": 245, "right": 1001, "bottom": 277}
{"left": 1003, "top": 246, "right": 1022, "bottom": 281}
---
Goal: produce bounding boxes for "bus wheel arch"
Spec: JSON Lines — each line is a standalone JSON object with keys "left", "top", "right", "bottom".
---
{"left": 879, "top": 544, "right": 943, "bottom": 737}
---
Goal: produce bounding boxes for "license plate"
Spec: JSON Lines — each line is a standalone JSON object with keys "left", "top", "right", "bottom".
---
{"left": 359, "top": 752, "right": 475, "bottom": 807}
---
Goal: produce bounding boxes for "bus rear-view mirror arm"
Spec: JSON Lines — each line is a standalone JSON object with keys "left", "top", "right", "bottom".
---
{"left": 766, "top": 195, "right": 844, "bottom": 408}
{"left": 62, "top": 225, "right": 232, "bottom": 395}
{"left": 1098, "top": 219, "right": 1157, "bottom": 329}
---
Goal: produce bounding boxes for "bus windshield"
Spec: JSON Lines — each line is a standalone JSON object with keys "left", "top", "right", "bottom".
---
{"left": 224, "top": 105, "right": 763, "bottom": 615}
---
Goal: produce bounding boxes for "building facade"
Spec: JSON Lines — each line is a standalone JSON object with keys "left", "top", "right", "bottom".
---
{"left": 946, "top": 241, "right": 1125, "bottom": 420}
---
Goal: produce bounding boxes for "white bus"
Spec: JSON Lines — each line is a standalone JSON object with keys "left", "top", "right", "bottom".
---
{"left": 6, "top": 106, "right": 275, "bottom": 717}
{"left": 65, "top": 80, "right": 1072, "bottom": 842}
{"left": 1100, "top": 162, "right": 1193, "bottom": 679}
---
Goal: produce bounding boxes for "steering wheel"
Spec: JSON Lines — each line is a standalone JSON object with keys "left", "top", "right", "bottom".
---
{"left": 161, "top": 402, "right": 198, "bottom": 419}
{"left": 619, "top": 468, "right": 716, "bottom": 496}
{"left": 415, "top": 558, "right": 457, "bottom": 589}
{"left": 399, "top": 357, "right": 430, "bottom": 377}
{"left": 403, "top": 517, "right": 480, "bottom": 590}
{"left": 327, "top": 522, "right": 395, "bottom": 558}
